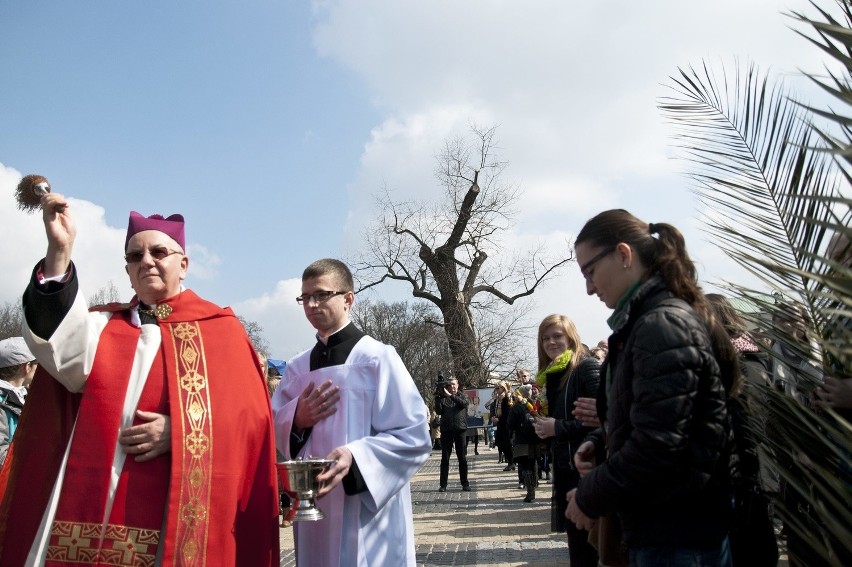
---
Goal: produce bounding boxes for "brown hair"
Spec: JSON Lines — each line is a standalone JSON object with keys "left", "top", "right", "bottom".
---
{"left": 0, "top": 365, "right": 21, "bottom": 382}
{"left": 575, "top": 209, "right": 703, "bottom": 306}
{"left": 705, "top": 293, "right": 749, "bottom": 338}
{"left": 303, "top": 258, "right": 355, "bottom": 291}
{"left": 576, "top": 209, "right": 740, "bottom": 395}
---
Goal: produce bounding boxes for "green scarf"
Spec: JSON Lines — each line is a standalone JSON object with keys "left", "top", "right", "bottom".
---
{"left": 606, "top": 280, "right": 643, "bottom": 331}
{"left": 535, "top": 348, "right": 574, "bottom": 388}
{"left": 534, "top": 348, "right": 574, "bottom": 417}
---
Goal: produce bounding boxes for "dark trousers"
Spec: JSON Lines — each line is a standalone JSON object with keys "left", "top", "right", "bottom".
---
{"left": 566, "top": 520, "right": 598, "bottom": 567}
{"left": 439, "top": 429, "right": 469, "bottom": 487}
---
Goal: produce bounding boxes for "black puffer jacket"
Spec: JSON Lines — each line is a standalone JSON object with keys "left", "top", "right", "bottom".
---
{"left": 575, "top": 277, "right": 730, "bottom": 549}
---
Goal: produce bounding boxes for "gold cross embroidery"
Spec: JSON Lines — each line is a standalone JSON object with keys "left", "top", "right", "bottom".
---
{"left": 111, "top": 528, "right": 152, "bottom": 565}
{"left": 55, "top": 524, "right": 92, "bottom": 561}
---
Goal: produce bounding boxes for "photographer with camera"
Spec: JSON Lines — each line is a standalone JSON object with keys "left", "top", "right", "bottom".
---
{"left": 434, "top": 375, "right": 471, "bottom": 492}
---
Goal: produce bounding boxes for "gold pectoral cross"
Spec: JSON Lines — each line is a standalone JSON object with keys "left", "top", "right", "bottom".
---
{"left": 139, "top": 304, "right": 173, "bottom": 320}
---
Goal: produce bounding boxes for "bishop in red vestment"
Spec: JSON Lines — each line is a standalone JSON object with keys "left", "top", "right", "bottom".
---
{"left": 0, "top": 194, "right": 279, "bottom": 566}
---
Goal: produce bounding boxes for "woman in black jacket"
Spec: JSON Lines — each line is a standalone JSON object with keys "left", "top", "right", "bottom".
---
{"left": 507, "top": 384, "right": 540, "bottom": 502}
{"left": 531, "top": 314, "right": 600, "bottom": 567}
{"left": 491, "top": 381, "right": 514, "bottom": 470}
{"left": 566, "top": 209, "right": 739, "bottom": 567}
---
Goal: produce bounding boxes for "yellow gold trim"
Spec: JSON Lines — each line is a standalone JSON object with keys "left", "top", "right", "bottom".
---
{"left": 170, "top": 321, "right": 212, "bottom": 566}
{"left": 47, "top": 521, "right": 159, "bottom": 566}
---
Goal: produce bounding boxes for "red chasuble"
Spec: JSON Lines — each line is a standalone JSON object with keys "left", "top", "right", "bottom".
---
{"left": 0, "top": 290, "right": 279, "bottom": 566}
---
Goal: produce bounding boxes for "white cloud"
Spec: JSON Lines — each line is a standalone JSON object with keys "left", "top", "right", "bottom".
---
{"left": 184, "top": 243, "right": 221, "bottom": 281}
{"left": 0, "top": 163, "right": 128, "bottom": 303}
{"left": 3, "top": 1, "right": 837, "bottom": 369}
{"left": 231, "top": 278, "right": 317, "bottom": 359}
{"left": 0, "top": 161, "right": 308, "bottom": 359}
{"left": 322, "top": 0, "right": 830, "bottom": 347}
{"left": 0, "top": 162, "right": 223, "bottom": 312}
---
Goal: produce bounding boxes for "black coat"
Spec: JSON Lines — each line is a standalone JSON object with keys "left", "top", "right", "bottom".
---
{"left": 435, "top": 391, "right": 468, "bottom": 432}
{"left": 492, "top": 395, "right": 513, "bottom": 452}
{"left": 545, "top": 356, "right": 601, "bottom": 533}
{"left": 545, "top": 356, "right": 601, "bottom": 451}
{"left": 575, "top": 278, "right": 730, "bottom": 549}
{"left": 506, "top": 400, "right": 538, "bottom": 447}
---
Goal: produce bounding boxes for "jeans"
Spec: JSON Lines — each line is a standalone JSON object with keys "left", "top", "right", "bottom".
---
{"left": 629, "top": 537, "right": 731, "bottom": 567}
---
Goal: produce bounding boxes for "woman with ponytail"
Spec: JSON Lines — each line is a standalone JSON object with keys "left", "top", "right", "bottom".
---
{"left": 531, "top": 314, "right": 600, "bottom": 567}
{"left": 565, "top": 209, "right": 738, "bottom": 567}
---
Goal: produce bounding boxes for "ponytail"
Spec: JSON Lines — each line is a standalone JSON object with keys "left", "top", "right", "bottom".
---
{"left": 577, "top": 209, "right": 741, "bottom": 395}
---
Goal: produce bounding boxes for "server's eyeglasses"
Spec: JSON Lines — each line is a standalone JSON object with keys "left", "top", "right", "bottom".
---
{"left": 296, "top": 291, "right": 347, "bottom": 305}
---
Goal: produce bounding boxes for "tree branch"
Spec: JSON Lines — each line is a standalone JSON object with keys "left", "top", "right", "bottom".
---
{"left": 471, "top": 256, "right": 573, "bottom": 304}
{"left": 443, "top": 170, "right": 480, "bottom": 249}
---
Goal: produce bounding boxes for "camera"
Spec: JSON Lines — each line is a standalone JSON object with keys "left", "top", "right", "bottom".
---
{"left": 435, "top": 373, "right": 453, "bottom": 397}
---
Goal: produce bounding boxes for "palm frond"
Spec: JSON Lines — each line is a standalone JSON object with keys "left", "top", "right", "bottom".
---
{"left": 788, "top": 0, "right": 852, "bottom": 168}
{"left": 659, "top": 10, "right": 852, "bottom": 561}
{"left": 660, "top": 61, "right": 846, "bottom": 317}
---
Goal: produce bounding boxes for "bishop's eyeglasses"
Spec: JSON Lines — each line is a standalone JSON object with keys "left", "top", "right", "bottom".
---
{"left": 124, "top": 246, "right": 184, "bottom": 264}
{"left": 296, "top": 290, "right": 347, "bottom": 305}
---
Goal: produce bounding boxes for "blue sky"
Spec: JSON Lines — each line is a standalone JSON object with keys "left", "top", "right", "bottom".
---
{"left": 0, "top": 1, "right": 838, "bottom": 363}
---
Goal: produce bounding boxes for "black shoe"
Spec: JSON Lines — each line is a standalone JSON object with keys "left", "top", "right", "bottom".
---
{"left": 502, "top": 465, "right": 514, "bottom": 472}
{"left": 474, "top": 450, "right": 479, "bottom": 455}
{"left": 438, "top": 486, "right": 447, "bottom": 492}
{"left": 462, "top": 485, "right": 471, "bottom": 492}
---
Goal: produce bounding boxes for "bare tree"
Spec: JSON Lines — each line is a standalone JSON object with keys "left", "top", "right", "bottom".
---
{"left": 87, "top": 281, "right": 123, "bottom": 307}
{"left": 351, "top": 299, "right": 449, "bottom": 406}
{"left": 474, "top": 298, "right": 535, "bottom": 383}
{"left": 355, "top": 125, "right": 572, "bottom": 386}
{"left": 0, "top": 301, "right": 24, "bottom": 341}
{"left": 236, "top": 315, "right": 270, "bottom": 359}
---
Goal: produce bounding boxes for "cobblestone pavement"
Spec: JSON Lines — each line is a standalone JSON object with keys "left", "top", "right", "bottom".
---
{"left": 280, "top": 447, "right": 789, "bottom": 566}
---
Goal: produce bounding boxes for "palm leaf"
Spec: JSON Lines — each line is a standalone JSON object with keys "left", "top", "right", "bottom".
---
{"left": 659, "top": 16, "right": 851, "bottom": 563}
{"left": 789, "top": 0, "right": 852, "bottom": 169}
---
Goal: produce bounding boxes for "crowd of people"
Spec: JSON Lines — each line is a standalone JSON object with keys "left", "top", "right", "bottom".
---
{"left": 432, "top": 209, "right": 849, "bottom": 567}
{"left": 0, "top": 190, "right": 846, "bottom": 567}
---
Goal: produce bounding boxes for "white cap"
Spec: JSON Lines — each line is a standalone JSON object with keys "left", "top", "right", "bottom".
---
{"left": 0, "top": 337, "right": 35, "bottom": 369}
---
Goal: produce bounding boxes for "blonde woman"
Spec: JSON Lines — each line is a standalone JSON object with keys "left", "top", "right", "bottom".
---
{"left": 531, "top": 314, "right": 600, "bottom": 567}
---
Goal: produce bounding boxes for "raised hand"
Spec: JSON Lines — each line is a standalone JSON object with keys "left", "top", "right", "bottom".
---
{"left": 40, "top": 192, "right": 76, "bottom": 278}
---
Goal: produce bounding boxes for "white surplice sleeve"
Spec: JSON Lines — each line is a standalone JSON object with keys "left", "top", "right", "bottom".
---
{"left": 23, "top": 288, "right": 110, "bottom": 393}
{"left": 345, "top": 340, "right": 431, "bottom": 512}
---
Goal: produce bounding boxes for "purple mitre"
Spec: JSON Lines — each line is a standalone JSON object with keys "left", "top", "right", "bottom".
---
{"left": 125, "top": 211, "right": 186, "bottom": 250}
